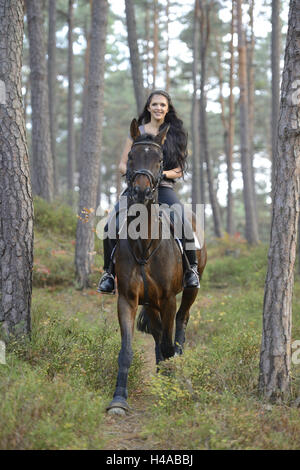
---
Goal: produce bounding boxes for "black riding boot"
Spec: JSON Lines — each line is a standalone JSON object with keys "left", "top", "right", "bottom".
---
{"left": 182, "top": 242, "right": 200, "bottom": 289}
{"left": 97, "top": 236, "right": 116, "bottom": 294}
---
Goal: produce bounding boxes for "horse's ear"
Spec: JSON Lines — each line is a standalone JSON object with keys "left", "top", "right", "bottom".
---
{"left": 130, "top": 119, "right": 141, "bottom": 141}
{"left": 155, "top": 123, "right": 170, "bottom": 146}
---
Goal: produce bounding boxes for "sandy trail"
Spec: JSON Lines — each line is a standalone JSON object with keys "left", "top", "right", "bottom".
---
{"left": 102, "top": 333, "right": 158, "bottom": 450}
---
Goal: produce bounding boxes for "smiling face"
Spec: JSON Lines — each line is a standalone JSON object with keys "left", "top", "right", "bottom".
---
{"left": 147, "top": 94, "right": 169, "bottom": 123}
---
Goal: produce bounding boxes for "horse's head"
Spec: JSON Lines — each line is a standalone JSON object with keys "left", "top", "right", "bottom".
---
{"left": 126, "top": 119, "right": 169, "bottom": 204}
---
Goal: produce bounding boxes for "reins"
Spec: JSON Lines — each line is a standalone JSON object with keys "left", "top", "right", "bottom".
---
{"left": 128, "top": 235, "right": 163, "bottom": 306}
{"left": 125, "top": 139, "right": 164, "bottom": 305}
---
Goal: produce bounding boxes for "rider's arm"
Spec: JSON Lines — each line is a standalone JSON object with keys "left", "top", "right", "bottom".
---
{"left": 163, "top": 168, "right": 183, "bottom": 180}
{"left": 118, "top": 137, "right": 133, "bottom": 175}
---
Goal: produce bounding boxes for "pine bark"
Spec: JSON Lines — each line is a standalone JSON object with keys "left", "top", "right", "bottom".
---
{"left": 191, "top": 0, "right": 201, "bottom": 210}
{"left": 67, "top": 0, "right": 75, "bottom": 204}
{"left": 48, "top": 0, "right": 57, "bottom": 193}
{"left": 0, "top": 0, "right": 34, "bottom": 337}
{"left": 124, "top": 0, "right": 145, "bottom": 114}
{"left": 78, "top": 11, "right": 91, "bottom": 179}
{"left": 144, "top": 1, "right": 151, "bottom": 92}
{"left": 259, "top": 0, "right": 300, "bottom": 402}
{"left": 236, "top": 0, "right": 259, "bottom": 244}
{"left": 75, "top": 0, "right": 108, "bottom": 289}
{"left": 165, "top": 0, "right": 170, "bottom": 92}
{"left": 271, "top": 0, "right": 281, "bottom": 198}
{"left": 199, "top": 1, "right": 222, "bottom": 238}
{"left": 153, "top": 0, "right": 159, "bottom": 89}
{"left": 26, "top": 0, "right": 54, "bottom": 202}
{"left": 216, "top": 11, "right": 235, "bottom": 236}
{"left": 247, "top": 0, "right": 256, "bottom": 211}
{"left": 227, "top": 4, "right": 235, "bottom": 235}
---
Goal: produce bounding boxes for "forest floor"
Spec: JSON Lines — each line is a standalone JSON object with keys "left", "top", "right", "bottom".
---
{"left": 1, "top": 198, "right": 300, "bottom": 450}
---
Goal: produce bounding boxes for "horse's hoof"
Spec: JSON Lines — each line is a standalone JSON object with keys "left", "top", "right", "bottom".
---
{"left": 106, "top": 398, "right": 130, "bottom": 415}
{"left": 107, "top": 406, "right": 127, "bottom": 416}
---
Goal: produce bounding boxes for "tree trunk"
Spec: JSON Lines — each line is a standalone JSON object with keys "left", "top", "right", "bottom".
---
{"left": 144, "top": 0, "right": 151, "bottom": 92}
{"left": 75, "top": 0, "right": 108, "bottom": 289}
{"left": 153, "top": 0, "right": 159, "bottom": 89}
{"left": 165, "top": 0, "right": 170, "bottom": 92}
{"left": 0, "top": 0, "right": 34, "bottom": 338}
{"left": 48, "top": 0, "right": 57, "bottom": 194}
{"left": 191, "top": 0, "right": 201, "bottom": 210}
{"left": 124, "top": 0, "right": 145, "bottom": 114}
{"left": 199, "top": 1, "right": 222, "bottom": 238}
{"left": 247, "top": 0, "right": 256, "bottom": 212}
{"left": 236, "top": 0, "right": 259, "bottom": 244}
{"left": 67, "top": 0, "right": 75, "bottom": 205}
{"left": 26, "top": 0, "right": 54, "bottom": 202}
{"left": 259, "top": 0, "right": 300, "bottom": 402}
{"left": 227, "top": 3, "right": 235, "bottom": 235}
{"left": 216, "top": 13, "right": 235, "bottom": 236}
{"left": 271, "top": 0, "right": 281, "bottom": 199}
{"left": 78, "top": 10, "right": 91, "bottom": 180}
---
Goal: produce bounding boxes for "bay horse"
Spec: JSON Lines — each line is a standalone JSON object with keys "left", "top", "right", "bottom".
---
{"left": 106, "top": 119, "right": 207, "bottom": 415}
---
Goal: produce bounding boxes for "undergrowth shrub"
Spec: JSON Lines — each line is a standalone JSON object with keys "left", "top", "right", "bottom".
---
{"left": 203, "top": 243, "right": 268, "bottom": 288}
{"left": 149, "top": 328, "right": 260, "bottom": 415}
{"left": 7, "top": 305, "right": 144, "bottom": 396}
{"left": 33, "top": 196, "right": 77, "bottom": 237}
{"left": 33, "top": 240, "right": 75, "bottom": 287}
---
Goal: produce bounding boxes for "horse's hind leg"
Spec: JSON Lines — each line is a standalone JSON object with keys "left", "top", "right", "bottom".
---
{"left": 149, "top": 307, "right": 165, "bottom": 365}
{"left": 174, "top": 288, "right": 198, "bottom": 355}
{"left": 107, "top": 295, "right": 137, "bottom": 415}
{"left": 139, "top": 304, "right": 174, "bottom": 365}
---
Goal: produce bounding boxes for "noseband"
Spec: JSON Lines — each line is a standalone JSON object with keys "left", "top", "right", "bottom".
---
{"left": 126, "top": 140, "right": 164, "bottom": 200}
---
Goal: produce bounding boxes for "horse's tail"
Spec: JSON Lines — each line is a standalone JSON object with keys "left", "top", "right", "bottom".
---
{"left": 136, "top": 306, "right": 152, "bottom": 334}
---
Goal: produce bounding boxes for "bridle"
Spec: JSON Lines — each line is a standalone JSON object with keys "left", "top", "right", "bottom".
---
{"left": 126, "top": 140, "right": 164, "bottom": 200}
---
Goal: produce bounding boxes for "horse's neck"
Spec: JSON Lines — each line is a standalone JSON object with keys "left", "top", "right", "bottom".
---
{"left": 127, "top": 203, "right": 162, "bottom": 253}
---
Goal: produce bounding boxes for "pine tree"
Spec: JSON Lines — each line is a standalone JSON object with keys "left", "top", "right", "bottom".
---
{"left": 75, "top": 0, "right": 108, "bottom": 289}
{"left": 0, "top": 0, "right": 34, "bottom": 337}
{"left": 259, "top": 0, "right": 300, "bottom": 402}
{"left": 26, "top": 0, "right": 54, "bottom": 202}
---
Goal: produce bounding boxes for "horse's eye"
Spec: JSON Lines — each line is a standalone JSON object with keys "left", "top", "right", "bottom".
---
{"left": 128, "top": 151, "right": 133, "bottom": 160}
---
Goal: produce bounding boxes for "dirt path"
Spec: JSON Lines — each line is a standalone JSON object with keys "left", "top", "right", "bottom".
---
{"left": 102, "top": 333, "right": 158, "bottom": 450}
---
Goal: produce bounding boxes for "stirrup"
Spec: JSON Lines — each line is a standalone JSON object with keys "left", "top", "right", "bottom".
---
{"left": 97, "top": 272, "right": 116, "bottom": 294}
{"left": 183, "top": 264, "right": 200, "bottom": 289}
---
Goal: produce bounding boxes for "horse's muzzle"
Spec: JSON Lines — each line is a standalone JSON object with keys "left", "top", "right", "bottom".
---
{"left": 131, "top": 185, "right": 153, "bottom": 203}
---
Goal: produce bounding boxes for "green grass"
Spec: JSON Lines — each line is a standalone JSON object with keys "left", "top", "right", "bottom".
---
{"left": 1, "top": 200, "right": 300, "bottom": 449}
{"left": 141, "top": 247, "right": 300, "bottom": 450}
{"left": 0, "top": 199, "right": 145, "bottom": 448}
{"left": 0, "top": 291, "right": 145, "bottom": 449}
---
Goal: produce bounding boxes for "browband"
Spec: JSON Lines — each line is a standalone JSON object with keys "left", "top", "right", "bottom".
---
{"left": 132, "top": 141, "right": 162, "bottom": 151}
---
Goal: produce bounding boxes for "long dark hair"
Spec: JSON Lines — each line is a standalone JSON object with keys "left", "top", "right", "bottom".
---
{"left": 137, "top": 90, "right": 188, "bottom": 175}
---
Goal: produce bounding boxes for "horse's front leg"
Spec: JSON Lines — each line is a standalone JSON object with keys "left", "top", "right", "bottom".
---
{"left": 107, "top": 295, "right": 137, "bottom": 415}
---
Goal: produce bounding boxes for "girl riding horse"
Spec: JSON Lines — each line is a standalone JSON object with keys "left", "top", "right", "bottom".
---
{"left": 97, "top": 89, "right": 200, "bottom": 293}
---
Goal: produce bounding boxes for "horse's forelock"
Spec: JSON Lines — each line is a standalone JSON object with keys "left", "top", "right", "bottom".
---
{"left": 133, "top": 133, "right": 156, "bottom": 144}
